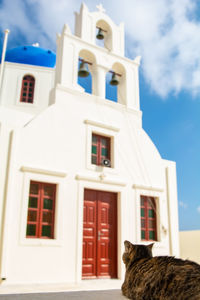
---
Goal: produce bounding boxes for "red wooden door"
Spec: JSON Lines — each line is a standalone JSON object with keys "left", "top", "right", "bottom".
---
{"left": 82, "top": 189, "right": 117, "bottom": 278}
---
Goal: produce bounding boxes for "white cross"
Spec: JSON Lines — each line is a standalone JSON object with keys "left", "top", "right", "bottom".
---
{"left": 96, "top": 3, "right": 106, "bottom": 13}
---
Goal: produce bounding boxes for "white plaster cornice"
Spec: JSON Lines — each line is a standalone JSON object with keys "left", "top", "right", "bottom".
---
{"left": 75, "top": 173, "right": 126, "bottom": 186}
{"left": 84, "top": 119, "right": 120, "bottom": 132}
{"left": 55, "top": 84, "right": 142, "bottom": 119}
{"left": 132, "top": 184, "right": 164, "bottom": 192}
{"left": 4, "top": 62, "right": 55, "bottom": 73}
{"left": 20, "top": 166, "right": 67, "bottom": 177}
{"left": 62, "top": 33, "right": 140, "bottom": 67}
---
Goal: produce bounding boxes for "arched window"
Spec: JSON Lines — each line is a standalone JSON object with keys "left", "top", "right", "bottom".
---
{"left": 20, "top": 75, "right": 35, "bottom": 103}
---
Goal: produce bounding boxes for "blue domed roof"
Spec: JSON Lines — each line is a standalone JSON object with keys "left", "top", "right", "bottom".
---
{"left": 4, "top": 45, "right": 56, "bottom": 68}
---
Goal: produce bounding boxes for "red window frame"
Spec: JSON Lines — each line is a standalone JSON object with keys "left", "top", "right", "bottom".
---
{"left": 140, "top": 196, "right": 157, "bottom": 241}
{"left": 26, "top": 181, "right": 56, "bottom": 239}
{"left": 91, "top": 133, "right": 111, "bottom": 166}
{"left": 20, "top": 75, "right": 35, "bottom": 103}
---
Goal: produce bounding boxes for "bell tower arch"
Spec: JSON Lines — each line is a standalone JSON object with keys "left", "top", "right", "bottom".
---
{"left": 75, "top": 3, "right": 124, "bottom": 55}
{"left": 96, "top": 19, "right": 112, "bottom": 50}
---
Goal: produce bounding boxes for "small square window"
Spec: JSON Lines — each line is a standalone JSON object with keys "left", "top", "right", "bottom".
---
{"left": 91, "top": 134, "right": 111, "bottom": 167}
{"left": 92, "top": 145, "right": 97, "bottom": 154}
{"left": 26, "top": 224, "right": 36, "bottom": 236}
{"left": 43, "top": 198, "right": 53, "bottom": 210}
{"left": 28, "top": 197, "right": 38, "bottom": 208}
{"left": 42, "top": 225, "right": 52, "bottom": 238}
{"left": 28, "top": 211, "right": 37, "bottom": 222}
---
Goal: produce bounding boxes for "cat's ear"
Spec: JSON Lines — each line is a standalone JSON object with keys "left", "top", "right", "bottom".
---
{"left": 147, "top": 243, "right": 154, "bottom": 251}
{"left": 124, "top": 240, "right": 134, "bottom": 253}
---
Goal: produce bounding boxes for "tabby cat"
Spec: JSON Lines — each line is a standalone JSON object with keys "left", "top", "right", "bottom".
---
{"left": 122, "top": 240, "right": 200, "bottom": 300}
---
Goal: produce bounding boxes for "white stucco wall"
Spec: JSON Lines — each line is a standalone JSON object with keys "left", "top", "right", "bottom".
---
{"left": 180, "top": 230, "right": 200, "bottom": 264}
{"left": 0, "top": 85, "right": 179, "bottom": 284}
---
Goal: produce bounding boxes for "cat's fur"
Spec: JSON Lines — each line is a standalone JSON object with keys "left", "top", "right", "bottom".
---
{"left": 122, "top": 240, "right": 200, "bottom": 300}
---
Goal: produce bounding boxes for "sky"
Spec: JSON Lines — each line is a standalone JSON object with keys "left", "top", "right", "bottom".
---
{"left": 0, "top": 0, "right": 200, "bottom": 230}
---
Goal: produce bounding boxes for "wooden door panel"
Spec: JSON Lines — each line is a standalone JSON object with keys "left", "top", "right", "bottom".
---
{"left": 82, "top": 189, "right": 117, "bottom": 279}
{"left": 97, "top": 192, "right": 117, "bottom": 278}
{"left": 82, "top": 193, "right": 97, "bottom": 278}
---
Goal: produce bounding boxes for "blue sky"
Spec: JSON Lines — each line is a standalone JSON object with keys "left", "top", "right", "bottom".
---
{"left": 0, "top": 0, "right": 200, "bottom": 230}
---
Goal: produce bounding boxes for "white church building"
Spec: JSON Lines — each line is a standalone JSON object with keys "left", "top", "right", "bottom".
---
{"left": 0, "top": 4, "right": 179, "bottom": 286}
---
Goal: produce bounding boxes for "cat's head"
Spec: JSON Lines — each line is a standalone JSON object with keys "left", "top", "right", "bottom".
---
{"left": 122, "top": 240, "right": 154, "bottom": 267}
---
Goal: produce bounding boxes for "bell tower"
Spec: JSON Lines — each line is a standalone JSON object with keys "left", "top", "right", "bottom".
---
{"left": 54, "top": 3, "right": 141, "bottom": 111}
{"left": 75, "top": 3, "right": 124, "bottom": 55}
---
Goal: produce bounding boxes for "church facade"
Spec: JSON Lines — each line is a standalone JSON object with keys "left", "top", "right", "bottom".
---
{"left": 0, "top": 4, "right": 179, "bottom": 286}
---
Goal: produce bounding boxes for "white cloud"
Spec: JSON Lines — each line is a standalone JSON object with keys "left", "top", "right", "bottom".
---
{"left": 197, "top": 206, "right": 200, "bottom": 213}
{"left": 1, "top": 0, "right": 200, "bottom": 97}
{"left": 179, "top": 201, "right": 188, "bottom": 209}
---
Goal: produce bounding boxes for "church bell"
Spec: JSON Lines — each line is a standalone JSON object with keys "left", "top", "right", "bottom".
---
{"left": 110, "top": 73, "right": 119, "bottom": 86}
{"left": 96, "top": 28, "right": 105, "bottom": 40}
{"left": 78, "top": 61, "right": 90, "bottom": 77}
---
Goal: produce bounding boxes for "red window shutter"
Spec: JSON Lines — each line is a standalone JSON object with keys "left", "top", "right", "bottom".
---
{"left": 26, "top": 181, "right": 56, "bottom": 239}
{"left": 20, "top": 75, "right": 35, "bottom": 103}
{"left": 91, "top": 134, "right": 111, "bottom": 166}
{"left": 140, "top": 196, "right": 157, "bottom": 241}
